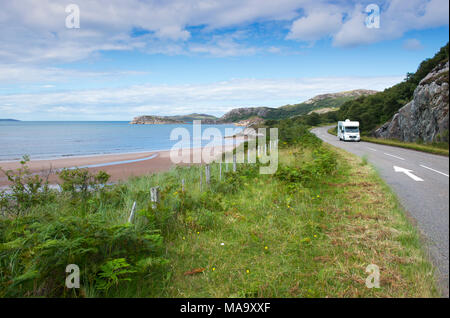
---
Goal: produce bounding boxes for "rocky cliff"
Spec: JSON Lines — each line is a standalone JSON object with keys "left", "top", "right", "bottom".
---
{"left": 374, "top": 61, "right": 449, "bottom": 143}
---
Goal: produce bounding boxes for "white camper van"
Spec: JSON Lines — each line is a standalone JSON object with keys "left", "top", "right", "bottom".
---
{"left": 338, "top": 119, "right": 360, "bottom": 142}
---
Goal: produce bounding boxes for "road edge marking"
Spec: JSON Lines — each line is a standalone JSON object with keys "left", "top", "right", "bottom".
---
{"left": 420, "top": 164, "right": 449, "bottom": 177}
{"left": 384, "top": 153, "right": 405, "bottom": 161}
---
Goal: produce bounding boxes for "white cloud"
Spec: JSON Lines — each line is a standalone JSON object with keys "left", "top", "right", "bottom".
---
{"left": 0, "top": 0, "right": 447, "bottom": 65}
{"left": 0, "top": 0, "right": 309, "bottom": 63}
{"left": 286, "top": 6, "right": 344, "bottom": 42}
{"left": 0, "top": 64, "right": 148, "bottom": 84}
{"left": 0, "top": 76, "right": 403, "bottom": 120}
{"left": 332, "top": 0, "right": 449, "bottom": 47}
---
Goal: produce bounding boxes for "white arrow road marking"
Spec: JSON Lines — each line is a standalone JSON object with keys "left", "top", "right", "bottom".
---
{"left": 384, "top": 153, "right": 405, "bottom": 161}
{"left": 420, "top": 164, "right": 449, "bottom": 177}
{"left": 394, "top": 166, "right": 424, "bottom": 181}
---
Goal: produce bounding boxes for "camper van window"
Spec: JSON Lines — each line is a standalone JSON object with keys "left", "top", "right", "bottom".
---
{"left": 345, "top": 126, "right": 359, "bottom": 133}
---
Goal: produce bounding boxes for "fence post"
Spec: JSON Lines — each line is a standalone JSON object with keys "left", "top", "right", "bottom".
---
{"left": 181, "top": 178, "right": 185, "bottom": 192}
{"left": 150, "top": 187, "right": 160, "bottom": 210}
{"left": 219, "top": 163, "right": 222, "bottom": 181}
{"left": 264, "top": 143, "right": 267, "bottom": 156}
{"left": 233, "top": 154, "right": 237, "bottom": 172}
{"left": 200, "top": 166, "right": 203, "bottom": 191}
{"left": 128, "top": 201, "right": 136, "bottom": 223}
{"left": 205, "top": 164, "right": 210, "bottom": 185}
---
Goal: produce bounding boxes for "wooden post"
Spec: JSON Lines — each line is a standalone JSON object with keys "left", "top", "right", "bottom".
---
{"left": 233, "top": 154, "right": 236, "bottom": 172}
{"left": 219, "top": 163, "right": 222, "bottom": 181}
{"left": 150, "top": 187, "right": 160, "bottom": 209}
{"left": 128, "top": 201, "right": 136, "bottom": 223}
{"left": 205, "top": 164, "right": 210, "bottom": 185}
{"left": 200, "top": 166, "right": 203, "bottom": 191}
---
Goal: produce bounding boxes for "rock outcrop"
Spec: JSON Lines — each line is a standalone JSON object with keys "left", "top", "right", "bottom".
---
{"left": 235, "top": 116, "right": 265, "bottom": 127}
{"left": 374, "top": 61, "right": 449, "bottom": 143}
{"left": 218, "top": 107, "right": 273, "bottom": 123}
{"left": 130, "top": 116, "right": 184, "bottom": 124}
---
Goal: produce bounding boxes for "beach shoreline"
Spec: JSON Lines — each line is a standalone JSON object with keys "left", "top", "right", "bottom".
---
{"left": 0, "top": 142, "right": 244, "bottom": 187}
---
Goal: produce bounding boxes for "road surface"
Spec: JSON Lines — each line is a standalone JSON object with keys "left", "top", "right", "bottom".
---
{"left": 312, "top": 126, "right": 449, "bottom": 296}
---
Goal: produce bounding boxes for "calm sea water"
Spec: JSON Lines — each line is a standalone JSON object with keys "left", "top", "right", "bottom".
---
{"left": 0, "top": 121, "right": 242, "bottom": 161}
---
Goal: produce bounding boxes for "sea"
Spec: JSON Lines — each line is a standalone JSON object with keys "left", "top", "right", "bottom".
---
{"left": 0, "top": 121, "right": 242, "bottom": 161}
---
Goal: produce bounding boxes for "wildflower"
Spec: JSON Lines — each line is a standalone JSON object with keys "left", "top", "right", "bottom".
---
{"left": 220, "top": 243, "right": 225, "bottom": 246}
{"left": 197, "top": 231, "right": 200, "bottom": 235}
{"left": 317, "top": 195, "right": 320, "bottom": 198}
{"left": 174, "top": 191, "right": 178, "bottom": 195}
{"left": 264, "top": 246, "right": 268, "bottom": 250}
{"left": 182, "top": 236, "right": 186, "bottom": 240}
{"left": 313, "top": 235, "right": 317, "bottom": 238}
{"left": 246, "top": 269, "right": 250, "bottom": 274}
{"left": 212, "top": 267, "right": 216, "bottom": 271}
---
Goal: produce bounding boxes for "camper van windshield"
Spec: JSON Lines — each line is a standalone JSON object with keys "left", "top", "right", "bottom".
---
{"left": 345, "top": 126, "right": 359, "bottom": 133}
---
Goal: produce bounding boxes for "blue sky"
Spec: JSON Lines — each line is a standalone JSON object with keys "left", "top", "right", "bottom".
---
{"left": 0, "top": 0, "right": 448, "bottom": 120}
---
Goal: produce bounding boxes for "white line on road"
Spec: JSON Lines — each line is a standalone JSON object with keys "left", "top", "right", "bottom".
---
{"left": 420, "top": 164, "right": 449, "bottom": 177}
{"left": 384, "top": 153, "right": 405, "bottom": 161}
{"left": 394, "top": 166, "right": 424, "bottom": 182}
{"left": 367, "top": 147, "right": 377, "bottom": 152}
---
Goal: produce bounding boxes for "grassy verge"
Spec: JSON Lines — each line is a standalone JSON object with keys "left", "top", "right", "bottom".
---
{"left": 0, "top": 134, "right": 439, "bottom": 297}
{"left": 160, "top": 145, "right": 438, "bottom": 297}
{"left": 327, "top": 127, "right": 449, "bottom": 156}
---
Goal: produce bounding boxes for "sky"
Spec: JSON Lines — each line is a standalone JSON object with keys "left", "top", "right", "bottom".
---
{"left": 0, "top": 0, "right": 448, "bottom": 121}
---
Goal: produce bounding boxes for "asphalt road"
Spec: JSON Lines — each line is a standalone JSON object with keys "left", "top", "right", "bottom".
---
{"left": 312, "top": 125, "right": 449, "bottom": 296}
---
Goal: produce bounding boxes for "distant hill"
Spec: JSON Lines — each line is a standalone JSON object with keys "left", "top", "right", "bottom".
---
{"left": 0, "top": 119, "right": 19, "bottom": 121}
{"left": 217, "top": 89, "right": 377, "bottom": 123}
{"left": 130, "top": 89, "right": 378, "bottom": 126}
{"left": 130, "top": 113, "right": 218, "bottom": 124}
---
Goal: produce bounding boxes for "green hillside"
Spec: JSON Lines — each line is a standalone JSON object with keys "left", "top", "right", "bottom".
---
{"left": 219, "top": 90, "right": 377, "bottom": 123}
{"left": 170, "top": 113, "right": 219, "bottom": 122}
{"left": 278, "top": 95, "right": 360, "bottom": 119}
{"left": 337, "top": 43, "right": 449, "bottom": 134}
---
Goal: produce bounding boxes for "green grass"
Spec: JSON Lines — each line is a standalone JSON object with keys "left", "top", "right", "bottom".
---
{"left": 160, "top": 146, "right": 438, "bottom": 297}
{"left": 0, "top": 138, "right": 439, "bottom": 297}
{"left": 327, "top": 126, "right": 449, "bottom": 156}
{"left": 361, "top": 136, "right": 448, "bottom": 156}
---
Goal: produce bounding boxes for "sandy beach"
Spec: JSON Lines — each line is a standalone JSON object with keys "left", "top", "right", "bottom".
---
{"left": 0, "top": 143, "right": 242, "bottom": 187}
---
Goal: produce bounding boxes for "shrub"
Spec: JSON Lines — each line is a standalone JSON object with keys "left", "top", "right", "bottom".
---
{"left": 0, "top": 210, "right": 166, "bottom": 297}
{"left": 0, "top": 155, "right": 53, "bottom": 215}
{"left": 58, "top": 168, "right": 110, "bottom": 201}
